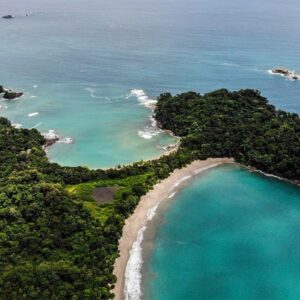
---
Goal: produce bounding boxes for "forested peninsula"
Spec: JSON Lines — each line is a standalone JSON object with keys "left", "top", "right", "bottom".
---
{"left": 156, "top": 89, "right": 300, "bottom": 181}
{"left": 0, "top": 89, "right": 299, "bottom": 299}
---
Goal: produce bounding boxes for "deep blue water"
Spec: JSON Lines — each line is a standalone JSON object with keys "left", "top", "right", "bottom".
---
{"left": 144, "top": 166, "right": 300, "bottom": 300}
{"left": 1, "top": 0, "right": 300, "bottom": 167}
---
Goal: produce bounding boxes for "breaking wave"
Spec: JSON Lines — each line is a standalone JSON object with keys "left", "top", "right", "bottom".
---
{"left": 173, "top": 175, "right": 192, "bottom": 188}
{"left": 129, "top": 89, "right": 162, "bottom": 139}
{"left": 129, "top": 89, "right": 157, "bottom": 110}
{"left": 85, "top": 87, "right": 100, "bottom": 99}
{"left": 12, "top": 123, "right": 23, "bottom": 129}
{"left": 193, "top": 163, "right": 221, "bottom": 175}
{"left": 42, "top": 129, "right": 74, "bottom": 145}
{"left": 253, "top": 169, "right": 286, "bottom": 182}
{"left": 30, "top": 122, "right": 42, "bottom": 129}
{"left": 124, "top": 205, "right": 158, "bottom": 300}
{"left": 28, "top": 112, "right": 39, "bottom": 117}
{"left": 123, "top": 163, "right": 225, "bottom": 300}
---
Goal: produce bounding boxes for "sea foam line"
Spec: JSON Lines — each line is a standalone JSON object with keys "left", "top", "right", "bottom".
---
{"left": 124, "top": 205, "right": 158, "bottom": 300}
{"left": 252, "top": 169, "right": 286, "bottom": 182}
{"left": 129, "top": 89, "right": 162, "bottom": 140}
{"left": 30, "top": 122, "right": 42, "bottom": 129}
{"left": 123, "top": 161, "right": 228, "bottom": 300}
{"left": 193, "top": 163, "right": 221, "bottom": 175}
{"left": 124, "top": 166, "right": 217, "bottom": 300}
{"left": 28, "top": 112, "right": 39, "bottom": 117}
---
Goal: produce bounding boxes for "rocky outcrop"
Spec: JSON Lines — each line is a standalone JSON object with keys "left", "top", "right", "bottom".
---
{"left": 0, "top": 86, "right": 23, "bottom": 100}
{"left": 272, "top": 68, "right": 290, "bottom": 76}
{"left": 3, "top": 91, "right": 23, "bottom": 100}
{"left": 2, "top": 15, "right": 14, "bottom": 19}
{"left": 42, "top": 130, "right": 74, "bottom": 151}
{"left": 271, "top": 67, "right": 299, "bottom": 80}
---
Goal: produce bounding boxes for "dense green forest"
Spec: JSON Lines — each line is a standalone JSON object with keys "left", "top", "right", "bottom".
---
{"left": 155, "top": 89, "right": 300, "bottom": 181}
{"left": 0, "top": 117, "right": 192, "bottom": 299}
{"left": 0, "top": 88, "right": 299, "bottom": 299}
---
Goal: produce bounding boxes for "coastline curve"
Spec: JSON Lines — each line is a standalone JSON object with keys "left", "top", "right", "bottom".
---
{"left": 112, "top": 158, "right": 234, "bottom": 300}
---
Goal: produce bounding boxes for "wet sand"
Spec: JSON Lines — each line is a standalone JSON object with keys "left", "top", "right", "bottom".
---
{"left": 112, "top": 158, "right": 234, "bottom": 300}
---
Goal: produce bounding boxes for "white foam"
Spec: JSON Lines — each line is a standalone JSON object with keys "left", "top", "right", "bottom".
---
{"left": 168, "top": 192, "right": 177, "bottom": 199}
{"left": 42, "top": 129, "right": 59, "bottom": 140}
{"left": 124, "top": 226, "right": 146, "bottom": 300}
{"left": 146, "top": 205, "right": 158, "bottom": 221}
{"left": 124, "top": 204, "right": 158, "bottom": 300}
{"left": 193, "top": 163, "right": 221, "bottom": 175}
{"left": 253, "top": 169, "right": 285, "bottom": 181}
{"left": 173, "top": 175, "right": 192, "bottom": 188}
{"left": 85, "top": 87, "right": 103, "bottom": 99}
{"left": 12, "top": 123, "right": 23, "bottom": 129}
{"left": 57, "top": 137, "right": 74, "bottom": 144}
{"left": 130, "top": 89, "right": 162, "bottom": 140}
{"left": 30, "top": 122, "right": 42, "bottom": 129}
{"left": 124, "top": 163, "right": 227, "bottom": 299}
{"left": 42, "top": 129, "right": 74, "bottom": 145}
{"left": 33, "top": 85, "right": 38, "bottom": 88}
{"left": 129, "top": 89, "right": 157, "bottom": 111}
{"left": 221, "top": 62, "right": 240, "bottom": 68}
{"left": 138, "top": 123, "right": 162, "bottom": 139}
{"left": 28, "top": 112, "right": 39, "bottom": 117}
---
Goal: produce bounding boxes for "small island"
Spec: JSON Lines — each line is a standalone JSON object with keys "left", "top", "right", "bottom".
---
{"left": 0, "top": 85, "right": 23, "bottom": 100}
{"left": 2, "top": 15, "right": 14, "bottom": 19}
{"left": 270, "top": 67, "right": 299, "bottom": 80}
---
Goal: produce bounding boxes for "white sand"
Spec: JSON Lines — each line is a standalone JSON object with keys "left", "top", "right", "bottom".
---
{"left": 112, "top": 158, "right": 234, "bottom": 300}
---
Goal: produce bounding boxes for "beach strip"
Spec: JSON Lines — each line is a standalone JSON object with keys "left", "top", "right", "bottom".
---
{"left": 112, "top": 157, "right": 234, "bottom": 300}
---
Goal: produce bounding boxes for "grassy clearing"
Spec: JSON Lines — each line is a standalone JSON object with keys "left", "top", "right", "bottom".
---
{"left": 66, "top": 173, "right": 154, "bottom": 222}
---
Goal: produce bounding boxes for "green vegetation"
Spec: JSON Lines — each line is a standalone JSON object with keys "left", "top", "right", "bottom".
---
{"left": 0, "top": 88, "right": 299, "bottom": 299}
{"left": 155, "top": 89, "right": 300, "bottom": 180}
{"left": 0, "top": 117, "right": 191, "bottom": 299}
{"left": 67, "top": 174, "right": 153, "bottom": 223}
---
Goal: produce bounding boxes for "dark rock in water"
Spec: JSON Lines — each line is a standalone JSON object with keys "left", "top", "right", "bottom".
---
{"left": 271, "top": 67, "right": 299, "bottom": 80}
{"left": 0, "top": 86, "right": 4, "bottom": 93}
{"left": 44, "top": 137, "right": 60, "bottom": 148}
{"left": 2, "top": 15, "right": 14, "bottom": 19}
{"left": 272, "top": 68, "right": 290, "bottom": 76}
{"left": 3, "top": 91, "right": 23, "bottom": 100}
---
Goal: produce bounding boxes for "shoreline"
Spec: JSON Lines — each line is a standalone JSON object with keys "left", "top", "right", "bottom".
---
{"left": 112, "top": 158, "right": 234, "bottom": 300}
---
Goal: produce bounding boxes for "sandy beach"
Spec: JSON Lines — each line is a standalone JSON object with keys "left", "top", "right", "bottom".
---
{"left": 112, "top": 157, "right": 234, "bottom": 300}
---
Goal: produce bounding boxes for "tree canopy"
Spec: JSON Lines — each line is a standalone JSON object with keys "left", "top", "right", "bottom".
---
{"left": 155, "top": 89, "right": 300, "bottom": 180}
{"left": 0, "top": 88, "right": 299, "bottom": 298}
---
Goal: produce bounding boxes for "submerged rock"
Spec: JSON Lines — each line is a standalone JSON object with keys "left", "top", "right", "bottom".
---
{"left": 2, "top": 15, "right": 14, "bottom": 19}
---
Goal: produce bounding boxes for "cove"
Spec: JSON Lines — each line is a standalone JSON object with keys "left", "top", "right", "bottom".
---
{"left": 143, "top": 165, "right": 300, "bottom": 300}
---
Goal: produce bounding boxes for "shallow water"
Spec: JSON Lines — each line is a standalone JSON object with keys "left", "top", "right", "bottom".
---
{"left": 1, "top": 0, "right": 300, "bottom": 167}
{"left": 142, "top": 165, "right": 300, "bottom": 300}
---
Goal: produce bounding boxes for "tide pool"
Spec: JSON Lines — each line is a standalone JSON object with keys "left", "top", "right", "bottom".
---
{"left": 143, "top": 165, "right": 300, "bottom": 300}
{"left": 1, "top": 0, "right": 300, "bottom": 167}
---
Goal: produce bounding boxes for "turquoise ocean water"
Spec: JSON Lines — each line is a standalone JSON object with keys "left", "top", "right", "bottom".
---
{"left": 143, "top": 166, "right": 300, "bottom": 300}
{"left": 1, "top": 0, "right": 300, "bottom": 167}
{"left": 1, "top": 1, "right": 300, "bottom": 299}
